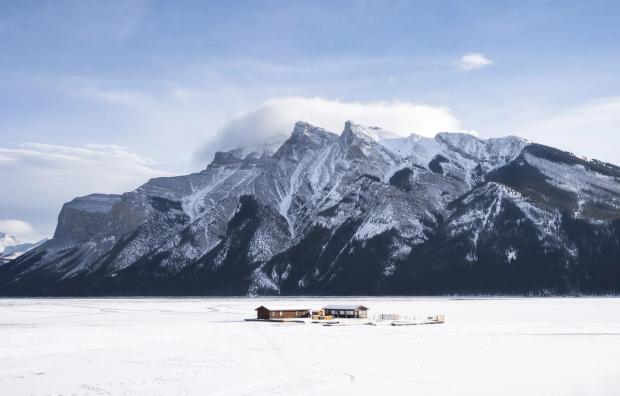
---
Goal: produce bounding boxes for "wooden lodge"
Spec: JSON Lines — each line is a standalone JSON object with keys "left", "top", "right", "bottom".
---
{"left": 322, "top": 304, "right": 369, "bottom": 319}
{"left": 255, "top": 306, "right": 310, "bottom": 320}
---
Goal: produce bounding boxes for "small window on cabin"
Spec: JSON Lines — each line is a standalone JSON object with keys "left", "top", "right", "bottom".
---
{"left": 279, "top": 312, "right": 282, "bottom": 316}
{"left": 347, "top": 310, "right": 354, "bottom": 315}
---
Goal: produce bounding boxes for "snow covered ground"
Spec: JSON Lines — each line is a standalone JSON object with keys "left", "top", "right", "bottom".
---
{"left": 1, "top": 297, "right": 620, "bottom": 395}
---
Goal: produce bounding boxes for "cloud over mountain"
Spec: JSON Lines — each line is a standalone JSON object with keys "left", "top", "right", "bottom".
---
{"left": 194, "top": 97, "right": 463, "bottom": 163}
{"left": 0, "top": 220, "right": 36, "bottom": 243}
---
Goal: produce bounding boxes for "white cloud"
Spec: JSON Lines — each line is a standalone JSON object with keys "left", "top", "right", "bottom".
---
{"left": 0, "top": 219, "right": 38, "bottom": 242}
{"left": 457, "top": 53, "right": 494, "bottom": 71}
{"left": 0, "top": 143, "right": 166, "bottom": 179}
{"left": 0, "top": 143, "right": 171, "bottom": 238}
{"left": 194, "top": 96, "right": 463, "bottom": 162}
{"left": 74, "top": 86, "right": 150, "bottom": 107}
{"left": 60, "top": 84, "right": 236, "bottom": 169}
{"left": 513, "top": 97, "right": 620, "bottom": 165}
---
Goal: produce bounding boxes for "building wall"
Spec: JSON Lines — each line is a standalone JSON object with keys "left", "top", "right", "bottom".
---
{"left": 324, "top": 309, "right": 368, "bottom": 318}
{"left": 270, "top": 310, "right": 308, "bottom": 319}
{"left": 256, "top": 308, "right": 270, "bottom": 320}
{"left": 257, "top": 308, "right": 309, "bottom": 320}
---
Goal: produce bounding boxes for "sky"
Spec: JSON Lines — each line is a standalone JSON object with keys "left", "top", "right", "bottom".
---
{"left": 0, "top": 0, "right": 619, "bottom": 241}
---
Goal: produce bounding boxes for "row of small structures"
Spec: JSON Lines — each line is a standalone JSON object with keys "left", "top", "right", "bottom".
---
{"left": 255, "top": 304, "right": 368, "bottom": 321}
{"left": 252, "top": 304, "right": 445, "bottom": 325}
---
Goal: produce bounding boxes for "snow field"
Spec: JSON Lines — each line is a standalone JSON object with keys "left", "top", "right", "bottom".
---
{"left": 1, "top": 297, "right": 620, "bottom": 395}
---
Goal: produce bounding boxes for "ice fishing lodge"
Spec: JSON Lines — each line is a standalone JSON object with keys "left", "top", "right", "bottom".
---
{"left": 255, "top": 306, "right": 310, "bottom": 320}
{"left": 255, "top": 304, "right": 368, "bottom": 320}
{"left": 323, "top": 304, "right": 368, "bottom": 319}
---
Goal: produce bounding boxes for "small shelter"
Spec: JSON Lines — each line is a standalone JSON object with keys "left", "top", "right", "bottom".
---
{"left": 322, "top": 304, "right": 369, "bottom": 319}
{"left": 311, "top": 309, "right": 333, "bottom": 321}
{"left": 255, "top": 306, "right": 310, "bottom": 320}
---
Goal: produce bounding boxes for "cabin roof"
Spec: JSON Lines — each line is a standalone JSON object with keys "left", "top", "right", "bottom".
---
{"left": 322, "top": 304, "right": 369, "bottom": 310}
{"left": 254, "top": 306, "right": 310, "bottom": 312}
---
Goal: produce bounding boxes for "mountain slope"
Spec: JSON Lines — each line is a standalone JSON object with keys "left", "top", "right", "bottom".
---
{"left": 1, "top": 121, "right": 619, "bottom": 296}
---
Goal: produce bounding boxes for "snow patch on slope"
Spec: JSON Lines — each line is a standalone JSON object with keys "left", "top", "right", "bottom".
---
{"left": 524, "top": 152, "right": 620, "bottom": 211}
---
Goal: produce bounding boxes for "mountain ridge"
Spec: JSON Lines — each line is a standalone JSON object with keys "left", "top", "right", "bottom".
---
{"left": 1, "top": 121, "right": 619, "bottom": 296}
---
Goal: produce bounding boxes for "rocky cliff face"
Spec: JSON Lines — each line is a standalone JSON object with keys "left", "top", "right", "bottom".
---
{"left": 1, "top": 121, "right": 619, "bottom": 296}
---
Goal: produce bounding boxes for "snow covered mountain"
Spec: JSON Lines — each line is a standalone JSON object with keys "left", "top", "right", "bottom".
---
{"left": 0, "top": 232, "right": 20, "bottom": 254}
{"left": 1, "top": 121, "right": 619, "bottom": 296}
{"left": 0, "top": 233, "right": 46, "bottom": 264}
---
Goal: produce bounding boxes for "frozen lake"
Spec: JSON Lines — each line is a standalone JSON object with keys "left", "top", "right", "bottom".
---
{"left": 1, "top": 297, "right": 620, "bottom": 395}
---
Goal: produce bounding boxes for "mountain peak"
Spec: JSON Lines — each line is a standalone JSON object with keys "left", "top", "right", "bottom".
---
{"left": 435, "top": 131, "right": 481, "bottom": 145}
{"left": 291, "top": 121, "right": 330, "bottom": 137}
{"left": 435, "top": 131, "right": 527, "bottom": 148}
{"left": 0, "top": 232, "right": 20, "bottom": 254}
{"left": 342, "top": 120, "right": 405, "bottom": 142}
{"left": 274, "top": 122, "right": 337, "bottom": 160}
{"left": 342, "top": 120, "right": 384, "bottom": 142}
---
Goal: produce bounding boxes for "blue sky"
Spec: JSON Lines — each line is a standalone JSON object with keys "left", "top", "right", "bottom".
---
{"left": 1, "top": 0, "right": 619, "bottom": 240}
